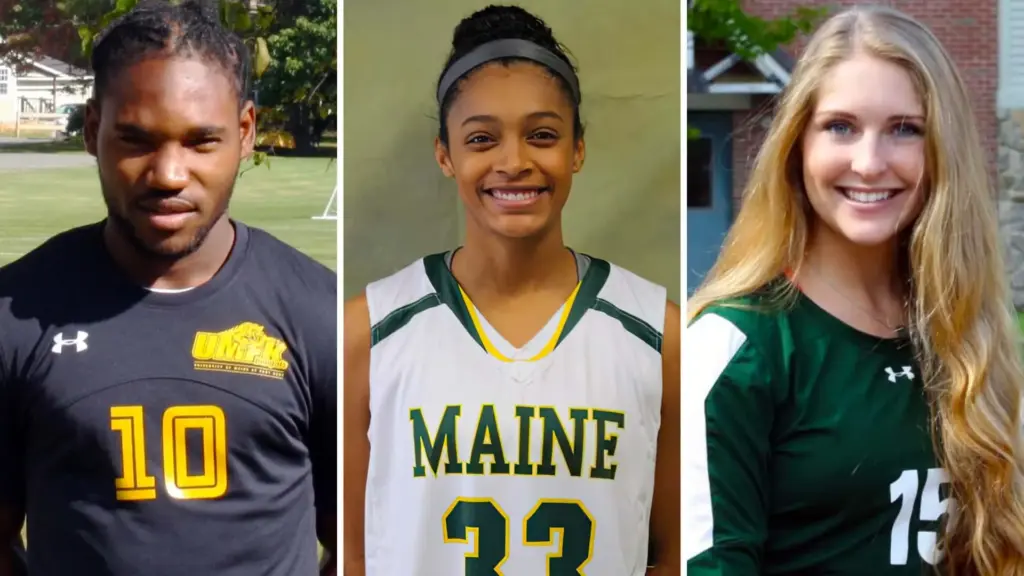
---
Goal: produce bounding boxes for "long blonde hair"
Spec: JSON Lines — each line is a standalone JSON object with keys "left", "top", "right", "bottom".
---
{"left": 688, "top": 6, "right": 1024, "bottom": 574}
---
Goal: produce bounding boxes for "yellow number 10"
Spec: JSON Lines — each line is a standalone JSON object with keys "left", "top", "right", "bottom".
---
{"left": 110, "top": 405, "right": 228, "bottom": 502}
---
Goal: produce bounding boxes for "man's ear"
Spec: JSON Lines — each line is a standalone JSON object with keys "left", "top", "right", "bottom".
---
{"left": 239, "top": 100, "right": 256, "bottom": 160}
{"left": 84, "top": 99, "right": 100, "bottom": 157}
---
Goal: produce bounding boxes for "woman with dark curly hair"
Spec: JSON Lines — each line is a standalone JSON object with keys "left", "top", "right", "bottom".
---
{"left": 344, "top": 5, "right": 680, "bottom": 576}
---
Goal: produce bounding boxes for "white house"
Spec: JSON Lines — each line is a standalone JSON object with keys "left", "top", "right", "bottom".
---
{"left": 0, "top": 55, "right": 93, "bottom": 132}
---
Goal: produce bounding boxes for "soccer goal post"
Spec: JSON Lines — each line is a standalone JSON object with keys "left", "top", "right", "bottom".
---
{"left": 312, "top": 185, "right": 338, "bottom": 220}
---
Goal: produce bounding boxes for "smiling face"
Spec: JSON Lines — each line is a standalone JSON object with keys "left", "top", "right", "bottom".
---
{"left": 435, "top": 61, "right": 584, "bottom": 240}
{"left": 801, "top": 52, "right": 927, "bottom": 247}
{"left": 85, "top": 55, "right": 255, "bottom": 260}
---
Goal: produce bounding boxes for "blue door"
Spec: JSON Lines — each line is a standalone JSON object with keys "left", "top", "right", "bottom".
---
{"left": 687, "top": 112, "right": 733, "bottom": 296}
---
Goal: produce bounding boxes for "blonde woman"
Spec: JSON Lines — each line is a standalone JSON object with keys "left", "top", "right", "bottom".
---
{"left": 684, "top": 5, "right": 1024, "bottom": 575}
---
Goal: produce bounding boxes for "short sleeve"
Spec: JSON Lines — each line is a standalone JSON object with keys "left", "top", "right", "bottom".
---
{"left": 683, "top": 312, "right": 775, "bottom": 575}
{"left": 307, "top": 294, "right": 337, "bottom": 516}
{"left": 0, "top": 338, "right": 24, "bottom": 510}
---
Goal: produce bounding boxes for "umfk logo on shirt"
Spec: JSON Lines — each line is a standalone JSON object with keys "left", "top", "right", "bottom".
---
{"left": 191, "top": 321, "right": 290, "bottom": 380}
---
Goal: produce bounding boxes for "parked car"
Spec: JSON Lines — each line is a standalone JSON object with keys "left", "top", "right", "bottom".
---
{"left": 56, "top": 103, "right": 85, "bottom": 138}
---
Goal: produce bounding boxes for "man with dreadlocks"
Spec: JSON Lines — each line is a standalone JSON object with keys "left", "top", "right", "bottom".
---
{"left": 0, "top": 1, "right": 337, "bottom": 575}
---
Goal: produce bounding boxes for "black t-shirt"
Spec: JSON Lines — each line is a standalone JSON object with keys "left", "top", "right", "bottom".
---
{"left": 0, "top": 220, "right": 336, "bottom": 576}
{"left": 10, "top": 537, "right": 25, "bottom": 576}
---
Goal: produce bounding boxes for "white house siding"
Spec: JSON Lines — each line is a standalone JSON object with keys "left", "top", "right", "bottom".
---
{"left": 16, "top": 71, "right": 90, "bottom": 114}
{"left": 0, "top": 56, "right": 92, "bottom": 128}
{"left": 0, "top": 66, "right": 17, "bottom": 130}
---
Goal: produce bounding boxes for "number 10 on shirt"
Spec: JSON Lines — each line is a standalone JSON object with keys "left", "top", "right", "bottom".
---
{"left": 109, "top": 405, "right": 229, "bottom": 501}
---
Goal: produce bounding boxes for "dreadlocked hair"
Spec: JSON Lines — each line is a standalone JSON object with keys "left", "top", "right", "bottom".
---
{"left": 91, "top": 0, "right": 251, "bottom": 105}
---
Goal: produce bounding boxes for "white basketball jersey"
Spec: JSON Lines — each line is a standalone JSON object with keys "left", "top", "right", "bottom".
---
{"left": 363, "top": 251, "right": 666, "bottom": 576}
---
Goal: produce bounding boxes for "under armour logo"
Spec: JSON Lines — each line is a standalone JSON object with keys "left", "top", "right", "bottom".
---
{"left": 885, "top": 366, "right": 915, "bottom": 383}
{"left": 52, "top": 331, "right": 89, "bottom": 354}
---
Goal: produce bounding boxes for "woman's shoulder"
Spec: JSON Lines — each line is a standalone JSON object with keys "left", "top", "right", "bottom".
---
{"left": 685, "top": 285, "right": 794, "bottom": 394}
{"left": 691, "top": 282, "right": 794, "bottom": 335}
{"left": 579, "top": 254, "right": 669, "bottom": 300}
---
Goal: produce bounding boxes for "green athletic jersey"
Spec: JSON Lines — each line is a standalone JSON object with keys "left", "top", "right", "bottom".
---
{"left": 684, "top": 286, "right": 947, "bottom": 575}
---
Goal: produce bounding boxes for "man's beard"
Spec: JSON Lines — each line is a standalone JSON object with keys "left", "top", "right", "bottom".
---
{"left": 97, "top": 166, "right": 235, "bottom": 262}
{"left": 105, "top": 209, "right": 219, "bottom": 261}
{"left": 101, "top": 186, "right": 232, "bottom": 262}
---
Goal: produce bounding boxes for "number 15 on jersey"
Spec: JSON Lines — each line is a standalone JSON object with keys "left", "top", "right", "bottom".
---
{"left": 890, "top": 467, "right": 952, "bottom": 566}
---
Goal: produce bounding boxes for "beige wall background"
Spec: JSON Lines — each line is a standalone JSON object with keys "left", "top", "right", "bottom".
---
{"left": 343, "top": 0, "right": 681, "bottom": 302}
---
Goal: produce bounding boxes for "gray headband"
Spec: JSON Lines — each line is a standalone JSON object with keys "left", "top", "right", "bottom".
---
{"left": 436, "top": 38, "right": 581, "bottom": 105}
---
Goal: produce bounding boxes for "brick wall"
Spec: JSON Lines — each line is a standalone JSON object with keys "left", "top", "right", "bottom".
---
{"left": 730, "top": 0, "right": 998, "bottom": 212}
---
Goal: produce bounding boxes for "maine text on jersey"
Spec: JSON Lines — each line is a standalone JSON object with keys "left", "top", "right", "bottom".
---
{"left": 410, "top": 405, "right": 625, "bottom": 479}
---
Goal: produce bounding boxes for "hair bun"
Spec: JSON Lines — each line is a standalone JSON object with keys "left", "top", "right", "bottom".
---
{"left": 451, "top": 5, "right": 559, "bottom": 56}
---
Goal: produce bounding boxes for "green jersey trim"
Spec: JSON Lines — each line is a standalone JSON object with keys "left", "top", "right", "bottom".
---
{"left": 423, "top": 252, "right": 484, "bottom": 349}
{"left": 591, "top": 297, "right": 663, "bottom": 353}
{"left": 422, "top": 252, "right": 615, "bottom": 355}
{"left": 553, "top": 257, "right": 610, "bottom": 346}
{"left": 370, "top": 293, "right": 442, "bottom": 347}
{"left": 370, "top": 255, "right": 661, "bottom": 353}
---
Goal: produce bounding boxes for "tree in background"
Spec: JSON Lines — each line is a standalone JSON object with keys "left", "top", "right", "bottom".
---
{"left": 0, "top": 0, "right": 336, "bottom": 154}
{"left": 686, "top": 0, "right": 827, "bottom": 137}
{"left": 253, "top": 0, "right": 336, "bottom": 153}
{"left": 0, "top": 0, "right": 110, "bottom": 69}
{"left": 688, "top": 0, "right": 826, "bottom": 60}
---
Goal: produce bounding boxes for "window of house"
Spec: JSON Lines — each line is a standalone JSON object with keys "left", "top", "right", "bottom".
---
{"left": 0, "top": 68, "right": 8, "bottom": 96}
{"left": 688, "top": 136, "right": 713, "bottom": 208}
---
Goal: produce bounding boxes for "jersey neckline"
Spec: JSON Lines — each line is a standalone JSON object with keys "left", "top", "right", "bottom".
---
{"left": 788, "top": 281, "right": 913, "bottom": 352}
{"left": 422, "top": 250, "right": 610, "bottom": 361}
{"left": 91, "top": 218, "right": 251, "bottom": 308}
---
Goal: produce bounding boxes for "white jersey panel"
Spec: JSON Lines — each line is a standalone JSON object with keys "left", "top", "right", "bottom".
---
{"left": 365, "top": 259, "right": 435, "bottom": 328}
{"left": 363, "top": 255, "right": 665, "bottom": 576}
{"left": 597, "top": 262, "right": 667, "bottom": 340}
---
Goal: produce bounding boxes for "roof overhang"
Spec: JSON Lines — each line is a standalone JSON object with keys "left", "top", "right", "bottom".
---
{"left": 0, "top": 53, "right": 89, "bottom": 80}
{"left": 29, "top": 60, "right": 92, "bottom": 80}
{"left": 687, "top": 30, "right": 793, "bottom": 95}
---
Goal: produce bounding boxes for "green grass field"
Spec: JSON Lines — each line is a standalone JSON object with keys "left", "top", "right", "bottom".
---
{"left": 0, "top": 155, "right": 337, "bottom": 269}
{"left": 2, "top": 154, "right": 336, "bottom": 559}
